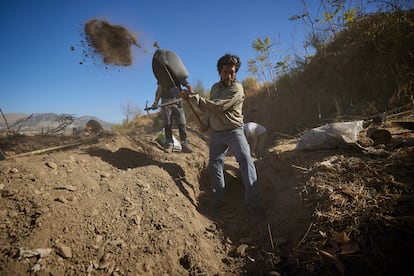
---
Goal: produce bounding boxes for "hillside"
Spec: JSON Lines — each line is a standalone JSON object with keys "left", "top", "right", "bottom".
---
{"left": 243, "top": 9, "right": 414, "bottom": 143}
{"left": 1, "top": 8, "right": 414, "bottom": 276}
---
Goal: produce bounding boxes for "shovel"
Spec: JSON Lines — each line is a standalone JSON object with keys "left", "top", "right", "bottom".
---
{"left": 162, "top": 64, "right": 204, "bottom": 128}
{"left": 144, "top": 99, "right": 183, "bottom": 113}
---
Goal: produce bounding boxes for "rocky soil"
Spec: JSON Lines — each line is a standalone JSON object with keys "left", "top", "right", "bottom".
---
{"left": 0, "top": 120, "right": 413, "bottom": 275}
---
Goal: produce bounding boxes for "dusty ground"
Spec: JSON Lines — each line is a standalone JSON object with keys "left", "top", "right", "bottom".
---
{"left": 0, "top": 121, "right": 413, "bottom": 275}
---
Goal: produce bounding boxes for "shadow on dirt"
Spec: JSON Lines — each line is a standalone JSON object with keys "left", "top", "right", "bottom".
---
{"left": 196, "top": 161, "right": 277, "bottom": 274}
{"left": 195, "top": 148, "right": 366, "bottom": 275}
{"left": 197, "top": 162, "right": 249, "bottom": 222}
{"left": 86, "top": 147, "right": 197, "bottom": 206}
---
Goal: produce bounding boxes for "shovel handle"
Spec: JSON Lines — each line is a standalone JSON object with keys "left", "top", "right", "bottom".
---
{"left": 158, "top": 64, "right": 204, "bottom": 128}
{"left": 144, "top": 99, "right": 183, "bottom": 111}
{"left": 185, "top": 99, "right": 204, "bottom": 127}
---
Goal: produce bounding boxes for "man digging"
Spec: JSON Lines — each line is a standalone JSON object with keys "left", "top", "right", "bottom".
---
{"left": 151, "top": 48, "right": 193, "bottom": 153}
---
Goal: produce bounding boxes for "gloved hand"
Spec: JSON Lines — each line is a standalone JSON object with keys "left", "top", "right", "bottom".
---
{"left": 180, "top": 90, "right": 190, "bottom": 101}
{"left": 199, "top": 124, "right": 209, "bottom": 133}
{"left": 151, "top": 103, "right": 158, "bottom": 110}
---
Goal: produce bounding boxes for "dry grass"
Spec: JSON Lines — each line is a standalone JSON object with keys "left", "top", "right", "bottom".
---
{"left": 293, "top": 140, "right": 414, "bottom": 273}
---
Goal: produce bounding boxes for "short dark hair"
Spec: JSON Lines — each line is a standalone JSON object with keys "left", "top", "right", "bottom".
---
{"left": 217, "top": 54, "right": 241, "bottom": 73}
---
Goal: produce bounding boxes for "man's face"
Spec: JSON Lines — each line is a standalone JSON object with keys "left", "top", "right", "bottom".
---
{"left": 219, "top": 64, "right": 237, "bottom": 87}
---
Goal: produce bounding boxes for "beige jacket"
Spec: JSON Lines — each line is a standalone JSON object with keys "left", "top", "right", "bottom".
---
{"left": 190, "top": 81, "right": 244, "bottom": 132}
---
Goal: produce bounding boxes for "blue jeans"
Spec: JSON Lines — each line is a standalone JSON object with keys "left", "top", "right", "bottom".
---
{"left": 209, "top": 126, "right": 259, "bottom": 206}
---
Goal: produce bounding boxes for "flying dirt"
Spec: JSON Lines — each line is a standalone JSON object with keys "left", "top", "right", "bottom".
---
{"left": 83, "top": 19, "right": 140, "bottom": 66}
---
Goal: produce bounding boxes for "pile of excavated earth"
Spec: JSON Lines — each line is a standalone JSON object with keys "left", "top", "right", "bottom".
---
{"left": 1, "top": 114, "right": 413, "bottom": 275}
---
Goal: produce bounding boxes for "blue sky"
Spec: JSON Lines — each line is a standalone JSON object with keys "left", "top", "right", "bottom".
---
{"left": 1, "top": 0, "right": 320, "bottom": 124}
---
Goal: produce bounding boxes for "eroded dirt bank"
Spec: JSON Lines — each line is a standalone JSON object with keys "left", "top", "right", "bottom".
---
{"left": 1, "top": 124, "right": 413, "bottom": 275}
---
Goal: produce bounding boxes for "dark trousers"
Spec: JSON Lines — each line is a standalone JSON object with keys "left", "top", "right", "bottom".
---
{"left": 162, "top": 100, "right": 187, "bottom": 143}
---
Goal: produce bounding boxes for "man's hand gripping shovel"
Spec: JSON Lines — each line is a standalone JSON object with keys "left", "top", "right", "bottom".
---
{"left": 162, "top": 66, "right": 205, "bottom": 128}
{"left": 144, "top": 99, "right": 183, "bottom": 114}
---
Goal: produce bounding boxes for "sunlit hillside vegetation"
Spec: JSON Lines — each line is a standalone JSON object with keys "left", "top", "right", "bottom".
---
{"left": 243, "top": 8, "right": 414, "bottom": 143}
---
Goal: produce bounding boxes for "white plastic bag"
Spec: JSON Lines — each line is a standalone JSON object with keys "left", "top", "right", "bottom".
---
{"left": 156, "top": 128, "right": 182, "bottom": 151}
{"left": 296, "top": 120, "right": 364, "bottom": 150}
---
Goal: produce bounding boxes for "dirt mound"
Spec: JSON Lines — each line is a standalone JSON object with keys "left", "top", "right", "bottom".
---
{"left": 0, "top": 121, "right": 413, "bottom": 275}
{"left": 84, "top": 119, "right": 103, "bottom": 134}
{"left": 84, "top": 19, "right": 139, "bottom": 66}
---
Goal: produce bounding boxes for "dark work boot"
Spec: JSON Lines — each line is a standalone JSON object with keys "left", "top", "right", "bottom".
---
{"left": 181, "top": 140, "right": 192, "bottom": 153}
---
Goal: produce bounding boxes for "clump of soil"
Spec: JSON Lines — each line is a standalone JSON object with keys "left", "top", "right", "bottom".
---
{"left": 83, "top": 19, "right": 139, "bottom": 66}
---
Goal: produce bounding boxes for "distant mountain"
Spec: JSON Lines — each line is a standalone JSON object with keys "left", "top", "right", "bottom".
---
{"left": 0, "top": 113, "right": 113, "bottom": 134}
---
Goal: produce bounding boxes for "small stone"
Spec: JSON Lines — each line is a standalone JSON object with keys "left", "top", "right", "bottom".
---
{"left": 55, "top": 197, "right": 68, "bottom": 204}
{"left": 56, "top": 243, "right": 72, "bottom": 258}
{"left": 222, "top": 257, "right": 234, "bottom": 265}
{"left": 46, "top": 162, "right": 58, "bottom": 169}
{"left": 236, "top": 244, "right": 249, "bottom": 257}
{"left": 96, "top": 235, "right": 103, "bottom": 243}
{"left": 100, "top": 172, "right": 110, "bottom": 178}
{"left": 206, "top": 224, "right": 217, "bottom": 233}
{"left": 9, "top": 168, "right": 19, "bottom": 173}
